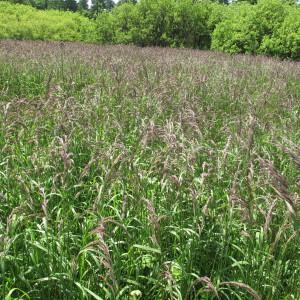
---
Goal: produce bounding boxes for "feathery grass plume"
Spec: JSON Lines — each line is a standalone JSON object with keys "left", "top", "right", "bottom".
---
{"left": 220, "top": 281, "right": 261, "bottom": 300}
{"left": 180, "top": 104, "right": 201, "bottom": 137}
{"left": 163, "top": 262, "right": 182, "bottom": 300}
{"left": 143, "top": 198, "right": 164, "bottom": 247}
{"left": 186, "top": 275, "right": 220, "bottom": 300}
{"left": 259, "top": 158, "right": 297, "bottom": 217}
{"left": 202, "top": 196, "right": 213, "bottom": 216}
{"left": 79, "top": 157, "right": 97, "bottom": 179}
{"left": 279, "top": 140, "right": 300, "bottom": 169}
{"left": 39, "top": 187, "right": 49, "bottom": 229}
{"left": 89, "top": 217, "right": 120, "bottom": 296}
{"left": 2, "top": 40, "right": 300, "bottom": 299}
{"left": 263, "top": 199, "right": 277, "bottom": 235}
{"left": 245, "top": 159, "right": 255, "bottom": 207}
{"left": 218, "top": 135, "right": 232, "bottom": 174}
{"left": 121, "top": 194, "right": 128, "bottom": 220}
{"left": 44, "top": 70, "right": 54, "bottom": 102}
{"left": 246, "top": 115, "right": 256, "bottom": 158}
{"left": 93, "top": 151, "right": 126, "bottom": 211}
{"left": 58, "top": 135, "right": 74, "bottom": 172}
{"left": 6, "top": 204, "right": 27, "bottom": 235}
{"left": 229, "top": 163, "right": 252, "bottom": 222}
{"left": 3, "top": 102, "right": 11, "bottom": 122}
{"left": 242, "top": 115, "right": 257, "bottom": 219}
{"left": 270, "top": 221, "right": 290, "bottom": 253}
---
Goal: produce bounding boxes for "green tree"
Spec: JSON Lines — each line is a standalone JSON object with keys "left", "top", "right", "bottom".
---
{"left": 165, "top": 0, "right": 211, "bottom": 48}
{"left": 91, "top": 0, "right": 114, "bottom": 16}
{"left": 234, "top": 0, "right": 258, "bottom": 5}
{"left": 112, "top": 2, "right": 139, "bottom": 43}
{"left": 0, "top": 1, "right": 96, "bottom": 41}
{"left": 211, "top": 3, "right": 259, "bottom": 54}
{"left": 117, "top": 0, "right": 138, "bottom": 5}
{"left": 78, "top": 0, "right": 88, "bottom": 11}
{"left": 95, "top": 11, "right": 116, "bottom": 42}
{"left": 48, "top": 0, "right": 65, "bottom": 10}
{"left": 259, "top": 5, "right": 300, "bottom": 58}
{"left": 9, "top": 0, "right": 31, "bottom": 4}
{"left": 211, "top": 0, "right": 289, "bottom": 55}
{"left": 134, "top": 0, "right": 176, "bottom": 46}
{"left": 218, "top": 0, "right": 229, "bottom": 5}
{"left": 37, "top": 0, "right": 49, "bottom": 9}
{"left": 64, "top": 0, "right": 77, "bottom": 11}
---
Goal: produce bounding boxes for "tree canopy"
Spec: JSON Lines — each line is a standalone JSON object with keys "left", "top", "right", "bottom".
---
{"left": 1, "top": 0, "right": 300, "bottom": 59}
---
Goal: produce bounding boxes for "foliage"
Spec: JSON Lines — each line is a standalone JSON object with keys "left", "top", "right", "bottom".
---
{"left": 211, "top": 3, "right": 260, "bottom": 54}
{"left": 132, "top": 0, "right": 176, "bottom": 46}
{"left": 9, "top": 0, "right": 76, "bottom": 10}
{"left": 211, "top": 0, "right": 300, "bottom": 58}
{"left": 78, "top": 0, "right": 88, "bottom": 12}
{"left": 259, "top": 7, "right": 300, "bottom": 58}
{"left": 94, "top": 10, "right": 116, "bottom": 43}
{"left": 93, "top": 0, "right": 300, "bottom": 58}
{"left": 117, "top": 0, "right": 137, "bottom": 5}
{"left": 90, "top": 0, "right": 115, "bottom": 17}
{"left": 163, "top": 0, "right": 212, "bottom": 48}
{"left": 0, "top": 1, "right": 96, "bottom": 42}
{"left": 95, "top": 0, "right": 214, "bottom": 48}
{"left": 64, "top": 0, "right": 77, "bottom": 12}
{"left": 1, "top": 0, "right": 300, "bottom": 58}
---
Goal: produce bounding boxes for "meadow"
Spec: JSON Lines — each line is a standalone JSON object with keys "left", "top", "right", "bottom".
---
{"left": 1, "top": 40, "right": 300, "bottom": 299}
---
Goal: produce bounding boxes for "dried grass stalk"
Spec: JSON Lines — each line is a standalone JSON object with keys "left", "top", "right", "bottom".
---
{"left": 220, "top": 281, "right": 261, "bottom": 300}
{"left": 259, "top": 158, "right": 297, "bottom": 216}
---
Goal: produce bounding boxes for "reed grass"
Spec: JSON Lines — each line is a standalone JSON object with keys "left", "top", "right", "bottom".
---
{"left": 1, "top": 40, "right": 300, "bottom": 300}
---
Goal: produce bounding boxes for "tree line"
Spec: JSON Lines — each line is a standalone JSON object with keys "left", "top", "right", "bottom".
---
{"left": 95, "top": 0, "right": 300, "bottom": 59}
{"left": 1, "top": 0, "right": 300, "bottom": 59}
{"left": 7, "top": 0, "right": 137, "bottom": 16}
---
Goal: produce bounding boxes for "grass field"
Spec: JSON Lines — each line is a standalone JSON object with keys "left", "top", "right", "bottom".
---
{"left": 1, "top": 40, "right": 300, "bottom": 300}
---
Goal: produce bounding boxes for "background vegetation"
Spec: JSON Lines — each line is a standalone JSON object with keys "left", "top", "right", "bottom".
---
{"left": 1, "top": 40, "right": 300, "bottom": 300}
{"left": 1, "top": 0, "right": 300, "bottom": 58}
{"left": 0, "top": 2, "right": 96, "bottom": 42}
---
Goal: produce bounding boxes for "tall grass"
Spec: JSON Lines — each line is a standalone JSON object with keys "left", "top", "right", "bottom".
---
{"left": 1, "top": 40, "right": 300, "bottom": 300}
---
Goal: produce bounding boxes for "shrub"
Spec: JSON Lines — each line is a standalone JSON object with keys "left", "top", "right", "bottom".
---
{"left": 112, "top": 2, "right": 139, "bottom": 44}
{"left": 211, "top": 3, "right": 259, "bottom": 54}
{"left": 95, "top": 0, "right": 215, "bottom": 49}
{"left": 260, "top": 6, "right": 300, "bottom": 58}
{"left": 211, "top": 0, "right": 290, "bottom": 55}
{"left": 1, "top": 0, "right": 300, "bottom": 60}
{"left": 133, "top": 0, "right": 176, "bottom": 47}
{"left": 0, "top": 1, "right": 96, "bottom": 42}
{"left": 164, "top": 0, "right": 211, "bottom": 48}
{"left": 94, "top": 11, "right": 116, "bottom": 43}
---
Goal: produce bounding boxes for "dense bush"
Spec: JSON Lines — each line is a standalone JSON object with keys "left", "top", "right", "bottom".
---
{"left": 0, "top": 1, "right": 96, "bottom": 42}
{"left": 211, "top": 3, "right": 259, "bottom": 54}
{"left": 260, "top": 7, "right": 300, "bottom": 58}
{"left": 211, "top": 0, "right": 300, "bottom": 58}
{"left": 1, "top": 0, "right": 300, "bottom": 59}
{"left": 96, "top": 0, "right": 215, "bottom": 48}
{"left": 95, "top": 0, "right": 300, "bottom": 58}
{"left": 163, "top": 0, "right": 212, "bottom": 48}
